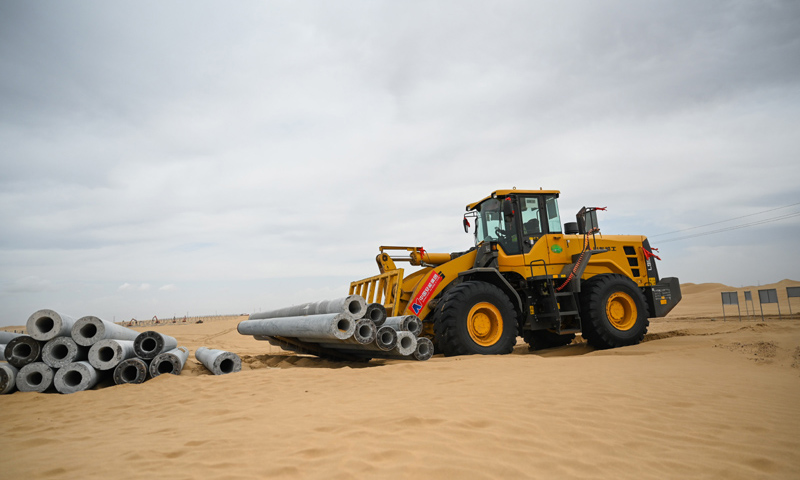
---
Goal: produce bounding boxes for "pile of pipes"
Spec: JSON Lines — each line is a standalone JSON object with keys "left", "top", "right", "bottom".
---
{"left": 238, "top": 295, "right": 434, "bottom": 362}
{"left": 1, "top": 309, "right": 241, "bottom": 395}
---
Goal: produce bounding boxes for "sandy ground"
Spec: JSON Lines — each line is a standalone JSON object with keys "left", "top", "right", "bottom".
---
{"left": 1, "top": 280, "right": 799, "bottom": 479}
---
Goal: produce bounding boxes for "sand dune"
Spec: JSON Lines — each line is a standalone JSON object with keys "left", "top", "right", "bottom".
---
{"left": 2, "top": 282, "right": 800, "bottom": 479}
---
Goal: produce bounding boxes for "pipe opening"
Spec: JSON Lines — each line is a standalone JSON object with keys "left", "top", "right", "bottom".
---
{"left": 336, "top": 319, "right": 351, "bottom": 332}
{"left": 219, "top": 358, "right": 235, "bottom": 374}
{"left": 98, "top": 346, "right": 115, "bottom": 362}
{"left": 141, "top": 338, "right": 158, "bottom": 353}
{"left": 64, "top": 370, "right": 83, "bottom": 387}
{"left": 358, "top": 324, "right": 372, "bottom": 337}
{"left": 400, "top": 336, "right": 413, "bottom": 348}
{"left": 157, "top": 360, "right": 175, "bottom": 374}
{"left": 13, "top": 343, "right": 32, "bottom": 358}
{"left": 418, "top": 343, "right": 431, "bottom": 356}
{"left": 121, "top": 365, "right": 139, "bottom": 382}
{"left": 35, "top": 316, "right": 55, "bottom": 333}
{"left": 79, "top": 323, "right": 98, "bottom": 339}
{"left": 27, "top": 371, "right": 44, "bottom": 386}
{"left": 347, "top": 300, "right": 361, "bottom": 315}
{"left": 52, "top": 344, "right": 70, "bottom": 360}
{"left": 379, "top": 332, "right": 394, "bottom": 343}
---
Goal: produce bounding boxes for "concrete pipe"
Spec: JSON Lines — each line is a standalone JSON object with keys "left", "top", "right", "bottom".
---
{"left": 54, "top": 361, "right": 100, "bottom": 394}
{"left": 1, "top": 363, "right": 19, "bottom": 394}
{"left": 149, "top": 346, "right": 190, "bottom": 378}
{"left": 393, "top": 331, "right": 418, "bottom": 357}
{"left": 42, "top": 336, "right": 88, "bottom": 369}
{"left": 134, "top": 331, "right": 178, "bottom": 360}
{"left": 17, "top": 362, "right": 55, "bottom": 393}
{"left": 314, "top": 324, "right": 398, "bottom": 353}
{"left": 362, "top": 303, "right": 387, "bottom": 326}
{"left": 413, "top": 337, "right": 434, "bottom": 361}
{"left": 72, "top": 316, "right": 139, "bottom": 346}
{"left": 0, "top": 331, "right": 23, "bottom": 344}
{"left": 238, "top": 313, "right": 355, "bottom": 341}
{"left": 195, "top": 347, "right": 242, "bottom": 375}
{"left": 383, "top": 315, "right": 423, "bottom": 336}
{"left": 88, "top": 339, "right": 136, "bottom": 370}
{"left": 26, "top": 309, "right": 79, "bottom": 342}
{"left": 4, "top": 335, "right": 43, "bottom": 369}
{"left": 0, "top": 343, "right": 5, "bottom": 362}
{"left": 113, "top": 357, "right": 150, "bottom": 385}
{"left": 248, "top": 295, "right": 367, "bottom": 321}
{"left": 303, "top": 318, "right": 377, "bottom": 345}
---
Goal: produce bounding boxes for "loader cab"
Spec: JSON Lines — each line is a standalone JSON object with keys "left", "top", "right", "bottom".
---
{"left": 467, "top": 189, "right": 562, "bottom": 256}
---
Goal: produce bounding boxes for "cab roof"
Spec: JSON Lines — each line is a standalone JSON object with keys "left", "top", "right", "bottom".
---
{"left": 466, "top": 189, "right": 560, "bottom": 211}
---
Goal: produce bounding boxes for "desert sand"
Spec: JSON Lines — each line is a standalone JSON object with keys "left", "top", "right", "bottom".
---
{"left": 1, "top": 280, "right": 799, "bottom": 479}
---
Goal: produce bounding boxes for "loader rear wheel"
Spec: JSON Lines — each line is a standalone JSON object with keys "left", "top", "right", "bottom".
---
{"left": 434, "top": 281, "right": 517, "bottom": 356}
{"left": 523, "top": 330, "right": 575, "bottom": 350}
{"left": 580, "top": 274, "right": 649, "bottom": 349}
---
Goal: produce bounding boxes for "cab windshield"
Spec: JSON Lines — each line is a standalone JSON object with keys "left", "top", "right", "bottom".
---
{"left": 473, "top": 198, "right": 521, "bottom": 255}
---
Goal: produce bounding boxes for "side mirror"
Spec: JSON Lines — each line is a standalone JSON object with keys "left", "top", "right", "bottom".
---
{"left": 463, "top": 216, "right": 470, "bottom": 233}
{"left": 503, "top": 199, "right": 515, "bottom": 219}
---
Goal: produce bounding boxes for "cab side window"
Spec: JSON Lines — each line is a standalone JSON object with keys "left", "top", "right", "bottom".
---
{"left": 520, "top": 197, "right": 543, "bottom": 236}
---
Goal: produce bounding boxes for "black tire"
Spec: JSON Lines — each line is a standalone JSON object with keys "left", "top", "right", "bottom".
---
{"left": 580, "top": 274, "right": 649, "bottom": 349}
{"left": 523, "top": 330, "right": 575, "bottom": 350}
{"left": 433, "top": 281, "right": 517, "bottom": 356}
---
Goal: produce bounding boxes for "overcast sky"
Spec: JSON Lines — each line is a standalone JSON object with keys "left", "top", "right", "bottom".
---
{"left": 1, "top": 1, "right": 798, "bottom": 327}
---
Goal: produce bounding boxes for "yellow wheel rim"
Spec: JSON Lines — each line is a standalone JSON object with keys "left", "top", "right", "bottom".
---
{"left": 606, "top": 292, "right": 637, "bottom": 331}
{"left": 467, "top": 302, "right": 503, "bottom": 346}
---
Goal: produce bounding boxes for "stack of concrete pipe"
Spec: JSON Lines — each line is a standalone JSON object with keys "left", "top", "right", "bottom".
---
{"left": 0, "top": 309, "right": 229, "bottom": 395}
{"left": 238, "top": 295, "right": 434, "bottom": 362}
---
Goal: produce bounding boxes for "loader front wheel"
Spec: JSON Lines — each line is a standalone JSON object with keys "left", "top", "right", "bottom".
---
{"left": 434, "top": 281, "right": 517, "bottom": 356}
{"left": 580, "top": 274, "right": 649, "bottom": 349}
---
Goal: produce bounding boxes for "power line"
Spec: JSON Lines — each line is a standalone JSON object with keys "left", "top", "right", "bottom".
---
{"left": 650, "top": 201, "right": 800, "bottom": 238}
{"left": 656, "top": 211, "right": 800, "bottom": 243}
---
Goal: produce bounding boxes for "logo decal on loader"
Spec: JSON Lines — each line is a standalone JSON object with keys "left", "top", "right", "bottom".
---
{"left": 409, "top": 271, "right": 444, "bottom": 315}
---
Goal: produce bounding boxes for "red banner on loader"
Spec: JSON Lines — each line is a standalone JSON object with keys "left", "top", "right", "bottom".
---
{"left": 409, "top": 271, "right": 444, "bottom": 316}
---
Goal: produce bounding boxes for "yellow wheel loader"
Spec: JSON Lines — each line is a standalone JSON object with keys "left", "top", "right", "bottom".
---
{"left": 350, "top": 189, "right": 681, "bottom": 356}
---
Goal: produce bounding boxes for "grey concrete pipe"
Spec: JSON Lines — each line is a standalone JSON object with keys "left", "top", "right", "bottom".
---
{"left": 393, "top": 331, "right": 417, "bottom": 356}
{"left": 238, "top": 313, "right": 355, "bottom": 341}
{"left": 42, "top": 336, "right": 88, "bottom": 369}
{"left": 195, "top": 347, "right": 242, "bottom": 375}
{"left": 88, "top": 339, "right": 136, "bottom": 370}
{"left": 362, "top": 303, "right": 387, "bottom": 326}
{"left": 1, "top": 363, "right": 19, "bottom": 394}
{"left": 314, "top": 324, "right": 398, "bottom": 353}
{"left": 383, "top": 315, "right": 423, "bottom": 336}
{"left": 72, "top": 316, "right": 139, "bottom": 346}
{"left": 0, "top": 331, "right": 23, "bottom": 344}
{"left": 134, "top": 331, "right": 178, "bottom": 360}
{"left": 17, "top": 362, "right": 55, "bottom": 393}
{"left": 26, "top": 309, "right": 79, "bottom": 342}
{"left": 4, "top": 335, "right": 42, "bottom": 369}
{"left": 303, "top": 318, "right": 376, "bottom": 345}
{"left": 149, "top": 346, "right": 190, "bottom": 378}
{"left": 113, "top": 357, "right": 149, "bottom": 385}
{"left": 413, "top": 337, "right": 434, "bottom": 361}
{"left": 0, "top": 344, "right": 5, "bottom": 362}
{"left": 248, "top": 295, "right": 367, "bottom": 321}
{"left": 54, "top": 361, "right": 100, "bottom": 394}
